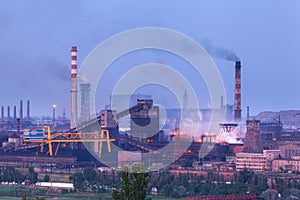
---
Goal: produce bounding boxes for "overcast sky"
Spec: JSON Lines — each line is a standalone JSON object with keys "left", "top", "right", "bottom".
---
{"left": 0, "top": 0, "right": 299, "bottom": 118}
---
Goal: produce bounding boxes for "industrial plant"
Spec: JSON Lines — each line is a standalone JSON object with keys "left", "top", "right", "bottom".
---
{"left": 0, "top": 45, "right": 299, "bottom": 199}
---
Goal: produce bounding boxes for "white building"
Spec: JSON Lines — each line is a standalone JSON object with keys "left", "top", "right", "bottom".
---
{"left": 236, "top": 150, "right": 282, "bottom": 171}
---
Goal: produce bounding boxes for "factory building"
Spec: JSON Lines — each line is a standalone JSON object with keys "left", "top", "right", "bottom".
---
{"left": 100, "top": 110, "right": 118, "bottom": 129}
{"left": 130, "top": 100, "right": 159, "bottom": 139}
{"left": 272, "top": 156, "right": 300, "bottom": 172}
{"left": 236, "top": 150, "right": 282, "bottom": 172}
{"left": 243, "top": 120, "right": 263, "bottom": 153}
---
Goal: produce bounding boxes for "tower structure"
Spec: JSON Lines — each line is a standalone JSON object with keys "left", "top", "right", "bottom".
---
{"left": 80, "top": 83, "right": 91, "bottom": 123}
{"left": 13, "top": 106, "right": 17, "bottom": 120}
{"left": 243, "top": 120, "right": 263, "bottom": 153}
{"left": 7, "top": 106, "right": 10, "bottom": 122}
{"left": 234, "top": 61, "right": 242, "bottom": 121}
{"left": 27, "top": 100, "right": 30, "bottom": 121}
{"left": 1, "top": 106, "right": 4, "bottom": 123}
{"left": 20, "top": 100, "right": 23, "bottom": 119}
{"left": 70, "top": 46, "right": 78, "bottom": 129}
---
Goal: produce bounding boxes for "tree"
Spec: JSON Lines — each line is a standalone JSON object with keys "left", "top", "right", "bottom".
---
{"left": 173, "top": 185, "right": 187, "bottom": 198}
{"left": 83, "top": 167, "right": 97, "bottom": 185}
{"left": 69, "top": 172, "right": 85, "bottom": 191}
{"left": 112, "top": 163, "right": 150, "bottom": 200}
{"left": 3, "top": 166, "right": 16, "bottom": 182}
{"left": 238, "top": 168, "right": 254, "bottom": 184}
{"left": 283, "top": 188, "right": 300, "bottom": 200}
{"left": 43, "top": 174, "right": 50, "bottom": 182}
{"left": 261, "top": 189, "right": 279, "bottom": 200}
{"left": 28, "top": 167, "right": 38, "bottom": 184}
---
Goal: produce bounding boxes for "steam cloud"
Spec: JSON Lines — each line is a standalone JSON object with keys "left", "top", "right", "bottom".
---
{"left": 201, "top": 39, "right": 240, "bottom": 61}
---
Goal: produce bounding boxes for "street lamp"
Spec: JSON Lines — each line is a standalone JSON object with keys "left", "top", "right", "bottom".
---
{"left": 53, "top": 105, "right": 56, "bottom": 128}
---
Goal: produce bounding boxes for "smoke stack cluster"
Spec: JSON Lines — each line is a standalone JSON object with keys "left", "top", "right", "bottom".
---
{"left": 0, "top": 100, "right": 30, "bottom": 123}
{"left": 234, "top": 61, "right": 242, "bottom": 121}
{"left": 70, "top": 46, "right": 78, "bottom": 129}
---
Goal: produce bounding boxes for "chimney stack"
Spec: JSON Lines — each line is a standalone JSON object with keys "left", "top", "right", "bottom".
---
{"left": 247, "top": 106, "right": 250, "bottom": 120}
{"left": 27, "top": 100, "right": 30, "bottom": 120}
{"left": 220, "top": 96, "right": 224, "bottom": 108}
{"left": 7, "top": 106, "right": 10, "bottom": 122}
{"left": 13, "top": 106, "right": 17, "bottom": 120}
{"left": 234, "top": 61, "right": 242, "bottom": 121}
{"left": 20, "top": 100, "right": 23, "bottom": 119}
{"left": 70, "top": 46, "right": 78, "bottom": 129}
{"left": 1, "top": 106, "right": 4, "bottom": 123}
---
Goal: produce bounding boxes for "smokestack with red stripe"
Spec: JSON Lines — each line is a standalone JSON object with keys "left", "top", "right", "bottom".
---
{"left": 70, "top": 46, "right": 78, "bottom": 129}
{"left": 234, "top": 61, "right": 242, "bottom": 121}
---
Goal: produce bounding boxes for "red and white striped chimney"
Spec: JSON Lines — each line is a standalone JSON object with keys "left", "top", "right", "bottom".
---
{"left": 70, "top": 46, "right": 78, "bottom": 129}
{"left": 234, "top": 61, "right": 242, "bottom": 121}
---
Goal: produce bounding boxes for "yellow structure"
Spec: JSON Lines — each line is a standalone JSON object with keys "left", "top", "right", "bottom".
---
{"left": 23, "top": 126, "right": 115, "bottom": 157}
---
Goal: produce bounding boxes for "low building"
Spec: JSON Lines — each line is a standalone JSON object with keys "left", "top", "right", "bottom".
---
{"left": 236, "top": 150, "right": 282, "bottom": 171}
{"left": 186, "top": 194, "right": 257, "bottom": 200}
{"left": 279, "top": 143, "right": 300, "bottom": 158}
{"left": 8, "top": 137, "right": 23, "bottom": 148}
{"left": 272, "top": 156, "right": 300, "bottom": 172}
{"left": 236, "top": 152, "right": 266, "bottom": 171}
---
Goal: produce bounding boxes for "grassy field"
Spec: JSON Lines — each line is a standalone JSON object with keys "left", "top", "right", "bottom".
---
{"left": 0, "top": 186, "right": 180, "bottom": 200}
{"left": 37, "top": 173, "right": 71, "bottom": 182}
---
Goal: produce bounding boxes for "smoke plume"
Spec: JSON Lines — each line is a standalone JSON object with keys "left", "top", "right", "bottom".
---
{"left": 201, "top": 39, "right": 240, "bottom": 61}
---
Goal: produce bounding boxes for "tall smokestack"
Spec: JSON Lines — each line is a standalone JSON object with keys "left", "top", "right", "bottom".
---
{"left": 7, "top": 106, "right": 10, "bottom": 122}
{"left": 13, "top": 106, "right": 17, "bottom": 120}
{"left": 20, "top": 100, "right": 23, "bottom": 119}
{"left": 1, "top": 106, "right": 4, "bottom": 123}
{"left": 27, "top": 100, "right": 30, "bottom": 120}
{"left": 220, "top": 96, "right": 224, "bottom": 108}
{"left": 247, "top": 106, "right": 250, "bottom": 120}
{"left": 70, "top": 46, "right": 78, "bottom": 129}
{"left": 234, "top": 61, "right": 242, "bottom": 121}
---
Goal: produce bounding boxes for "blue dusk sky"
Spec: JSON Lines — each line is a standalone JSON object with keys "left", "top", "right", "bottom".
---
{"left": 0, "top": 0, "right": 299, "bottom": 118}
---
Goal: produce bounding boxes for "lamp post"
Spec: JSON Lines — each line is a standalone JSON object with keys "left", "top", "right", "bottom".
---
{"left": 53, "top": 105, "right": 56, "bottom": 129}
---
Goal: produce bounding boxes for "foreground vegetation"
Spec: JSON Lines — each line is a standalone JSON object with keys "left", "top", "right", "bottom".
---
{"left": 1, "top": 165, "right": 300, "bottom": 199}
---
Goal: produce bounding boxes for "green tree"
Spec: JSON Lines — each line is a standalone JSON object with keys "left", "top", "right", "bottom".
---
{"left": 3, "top": 166, "right": 16, "bottom": 182}
{"left": 261, "top": 189, "right": 279, "bottom": 200}
{"left": 28, "top": 167, "right": 38, "bottom": 184}
{"left": 173, "top": 185, "right": 187, "bottom": 198}
{"left": 69, "top": 172, "right": 85, "bottom": 191}
{"left": 282, "top": 188, "right": 300, "bottom": 200}
{"left": 43, "top": 174, "right": 50, "bottom": 182}
{"left": 112, "top": 163, "right": 150, "bottom": 200}
{"left": 238, "top": 168, "right": 254, "bottom": 184}
{"left": 83, "top": 167, "right": 97, "bottom": 185}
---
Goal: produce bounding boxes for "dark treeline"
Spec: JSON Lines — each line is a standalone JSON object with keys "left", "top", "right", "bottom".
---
{"left": 68, "top": 167, "right": 269, "bottom": 198}
{"left": 0, "top": 166, "right": 38, "bottom": 185}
